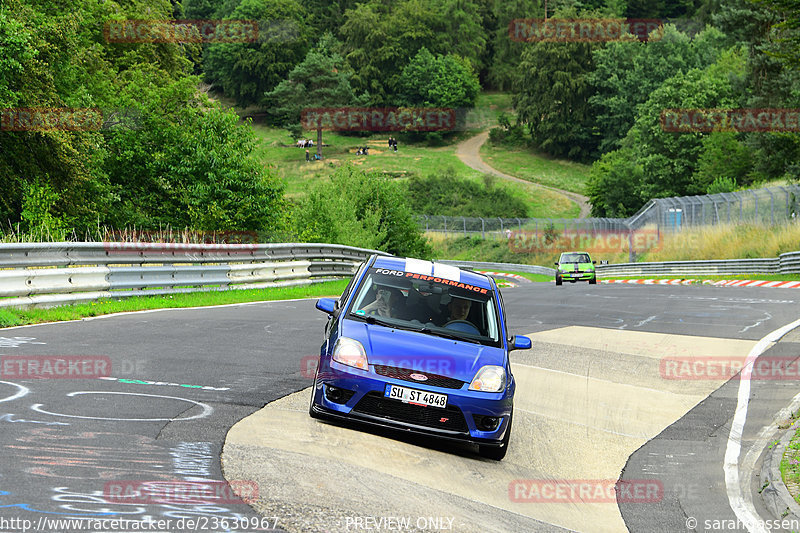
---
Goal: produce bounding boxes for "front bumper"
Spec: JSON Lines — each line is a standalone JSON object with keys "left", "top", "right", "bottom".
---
{"left": 310, "top": 360, "right": 513, "bottom": 446}
{"left": 558, "top": 271, "right": 596, "bottom": 281}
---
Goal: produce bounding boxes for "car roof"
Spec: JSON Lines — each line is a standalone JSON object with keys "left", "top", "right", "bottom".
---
{"left": 371, "top": 256, "right": 493, "bottom": 290}
{"left": 560, "top": 251, "right": 591, "bottom": 257}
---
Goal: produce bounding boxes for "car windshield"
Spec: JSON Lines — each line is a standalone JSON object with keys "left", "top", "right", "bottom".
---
{"left": 561, "top": 253, "right": 590, "bottom": 264}
{"left": 348, "top": 268, "right": 501, "bottom": 346}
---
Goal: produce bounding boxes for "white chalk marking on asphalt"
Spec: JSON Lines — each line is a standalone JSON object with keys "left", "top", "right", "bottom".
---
{"left": 738, "top": 311, "right": 773, "bottom": 334}
{"left": 634, "top": 315, "right": 658, "bottom": 328}
{"left": 30, "top": 391, "right": 213, "bottom": 421}
{"left": 725, "top": 317, "right": 800, "bottom": 533}
{"left": 0, "top": 381, "right": 30, "bottom": 404}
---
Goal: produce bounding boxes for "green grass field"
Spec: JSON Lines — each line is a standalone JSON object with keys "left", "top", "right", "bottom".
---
{"left": 248, "top": 90, "right": 588, "bottom": 218}
{"left": 252, "top": 125, "right": 484, "bottom": 198}
{"left": 479, "top": 142, "right": 591, "bottom": 195}
{"left": 252, "top": 123, "right": 581, "bottom": 218}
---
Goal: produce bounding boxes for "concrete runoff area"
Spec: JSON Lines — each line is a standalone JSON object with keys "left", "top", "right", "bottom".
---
{"left": 222, "top": 327, "right": 761, "bottom": 533}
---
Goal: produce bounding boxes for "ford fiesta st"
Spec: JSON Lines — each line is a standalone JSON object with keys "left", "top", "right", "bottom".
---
{"left": 309, "top": 255, "right": 531, "bottom": 460}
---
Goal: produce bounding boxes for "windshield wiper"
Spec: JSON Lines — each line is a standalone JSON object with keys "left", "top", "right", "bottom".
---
{"left": 410, "top": 325, "right": 470, "bottom": 342}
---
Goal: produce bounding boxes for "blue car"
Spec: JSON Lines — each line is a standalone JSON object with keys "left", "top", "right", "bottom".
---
{"left": 310, "top": 255, "right": 531, "bottom": 460}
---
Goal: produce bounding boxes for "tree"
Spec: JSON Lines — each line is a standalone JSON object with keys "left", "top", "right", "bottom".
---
{"left": 338, "top": 0, "right": 487, "bottom": 105}
{"left": 263, "top": 36, "right": 365, "bottom": 158}
{"left": 757, "top": 0, "right": 800, "bottom": 66}
{"left": 202, "top": 0, "right": 311, "bottom": 107}
{"left": 103, "top": 72, "right": 286, "bottom": 231}
{"left": 396, "top": 48, "right": 480, "bottom": 109}
{"left": 625, "top": 48, "right": 748, "bottom": 201}
{"left": 1, "top": 0, "right": 288, "bottom": 234}
{"left": 692, "top": 132, "right": 754, "bottom": 194}
{"left": 487, "top": 0, "right": 544, "bottom": 91}
{"left": 589, "top": 25, "right": 728, "bottom": 154}
{"left": 586, "top": 148, "right": 646, "bottom": 217}
{"left": 513, "top": 37, "right": 601, "bottom": 162}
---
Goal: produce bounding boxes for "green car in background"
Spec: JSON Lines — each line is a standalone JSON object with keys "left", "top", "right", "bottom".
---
{"left": 555, "top": 251, "right": 597, "bottom": 285}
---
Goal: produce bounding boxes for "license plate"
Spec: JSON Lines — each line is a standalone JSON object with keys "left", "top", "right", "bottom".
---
{"left": 384, "top": 385, "right": 447, "bottom": 408}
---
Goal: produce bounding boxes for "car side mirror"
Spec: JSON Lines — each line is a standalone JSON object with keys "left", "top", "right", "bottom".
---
{"left": 509, "top": 335, "right": 532, "bottom": 351}
{"left": 592, "top": 260, "right": 597, "bottom": 264}
{"left": 315, "top": 298, "right": 336, "bottom": 315}
{"left": 554, "top": 262, "right": 559, "bottom": 266}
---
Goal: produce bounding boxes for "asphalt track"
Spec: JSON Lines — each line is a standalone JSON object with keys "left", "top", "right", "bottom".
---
{"left": 0, "top": 283, "right": 798, "bottom": 533}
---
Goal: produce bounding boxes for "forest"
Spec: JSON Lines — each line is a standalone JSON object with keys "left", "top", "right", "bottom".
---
{"left": 1, "top": 0, "right": 798, "bottom": 253}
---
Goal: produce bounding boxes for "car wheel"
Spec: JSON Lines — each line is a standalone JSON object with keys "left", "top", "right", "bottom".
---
{"left": 308, "top": 367, "right": 324, "bottom": 419}
{"left": 479, "top": 411, "right": 512, "bottom": 461}
{"left": 589, "top": 277, "right": 597, "bottom": 285}
{"left": 555, "top": 275, "right": 562, "bottom": 286}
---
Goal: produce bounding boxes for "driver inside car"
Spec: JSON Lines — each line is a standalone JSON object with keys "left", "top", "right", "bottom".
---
{"left": 438, "top": 296, "right": 472, "bottom": 325}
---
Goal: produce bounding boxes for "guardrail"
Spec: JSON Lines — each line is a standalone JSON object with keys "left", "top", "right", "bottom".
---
{"left": 441, "top": 253, "right": 800, "bottom": 279}
{"left": 596, "top": 252, "right": 800, "bottom": 277}
{"left": 438, "top": 260, "right": 556, "bottom": 276}
{"left": 0, "top": 242, "right": 387, "bottom": 309}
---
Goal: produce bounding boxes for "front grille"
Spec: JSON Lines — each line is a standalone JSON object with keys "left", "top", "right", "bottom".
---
{"left": 373, "top": 365, "right": 466, "bottom": 389}
{"left": 352, "top": 392, "right": 469, "bottom": 433}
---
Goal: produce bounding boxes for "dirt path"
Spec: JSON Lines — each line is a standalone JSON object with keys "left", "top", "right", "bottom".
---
{"left": 456, "top": 131, "right": 591, "bottom": 218}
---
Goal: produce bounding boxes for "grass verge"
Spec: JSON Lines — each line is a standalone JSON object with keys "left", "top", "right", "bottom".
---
{"left": 479, "top": 270, "right": 552, "bottom": 282}
{"left": 0, "top": 280, "right": 349, "bottom": 328}
{"left": 479, "top": 141, "right": 591, "bottom": 195}
{"left": 780, "top": 422, "right": 800, "bottom": 504}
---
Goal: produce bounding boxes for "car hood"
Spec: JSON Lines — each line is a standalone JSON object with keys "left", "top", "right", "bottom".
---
{"left": 341, "top": 319, "right": 507, "bottom": 382}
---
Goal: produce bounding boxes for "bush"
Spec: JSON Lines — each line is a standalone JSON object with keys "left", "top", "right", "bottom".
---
{"left": 488, "top": 113, "right": 528, "bottom": 147}
{"left": 293, "top": 165, "right": 431, "bottom": 258}
{"left": 406, "top": 169, "right": 529, "bottom": 218}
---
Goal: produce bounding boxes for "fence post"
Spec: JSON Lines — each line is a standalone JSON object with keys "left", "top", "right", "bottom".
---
{"left": 752, "top": 190, "right": 759, "bottom": 223}
{"left": 766, "top": 189, "right": 775, "bottom": 225}
{"left": 481, "top": 218, "right": 485, "bottom": 239}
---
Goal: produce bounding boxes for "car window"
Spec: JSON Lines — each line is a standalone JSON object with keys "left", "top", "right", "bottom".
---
{"left": 561, "top": 253, "right": 590, "bottom": 263}
{"left": 347, "top": 267, "right": 501, "bottom": 346}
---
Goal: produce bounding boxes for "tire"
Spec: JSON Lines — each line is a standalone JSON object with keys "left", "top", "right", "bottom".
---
{"left": 555, "top": 275, "right": 562, "bottom": 286}
{"left": 589, "top": 277, "right": 597, "bottom": 285}
{"left": 479, "top": 411, "right": 512, "bottom": 461}
{"left": 309, "top": 368, "right": 324, "bottom": 420}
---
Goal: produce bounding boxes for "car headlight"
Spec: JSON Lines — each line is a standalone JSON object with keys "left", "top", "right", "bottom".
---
{"left": 332, "top": 337, "right": 369, "bottom": 371}
{"left": 469, "top": 365, "right": 506, "bottom": 392}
